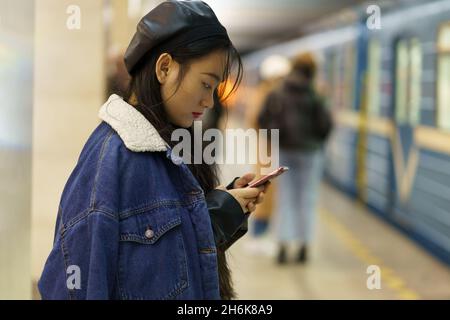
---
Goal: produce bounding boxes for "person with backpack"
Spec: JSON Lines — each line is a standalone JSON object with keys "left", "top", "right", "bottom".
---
{"left": 258, "top": 52, "right": 333, "bottom": 264}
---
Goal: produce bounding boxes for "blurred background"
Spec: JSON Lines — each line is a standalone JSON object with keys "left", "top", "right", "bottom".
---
{"left": 1, "top": 0, "right": 450, "bottom": 299}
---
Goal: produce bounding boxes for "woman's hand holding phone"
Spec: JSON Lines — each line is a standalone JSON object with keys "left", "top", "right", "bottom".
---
{"left": 224, "top": 167, "right": 288, "bottom": 213}
{"left": 217, "top": 166, "right": 288, "bottom": 214}
{"left": 216, "top": 173, "right": 268, "bottom": 214}
{"left": 231, "top": 173, "right": 268, "bottom": 213}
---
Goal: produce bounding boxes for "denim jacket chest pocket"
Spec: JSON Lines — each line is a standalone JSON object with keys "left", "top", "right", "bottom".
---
{"left": 117, "top": 204, "right": 188, "bottom": 300}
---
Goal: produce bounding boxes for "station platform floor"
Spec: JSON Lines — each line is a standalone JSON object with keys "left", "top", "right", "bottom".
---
{"left": 226, "top": 182, "right": 450, "bottom": 300}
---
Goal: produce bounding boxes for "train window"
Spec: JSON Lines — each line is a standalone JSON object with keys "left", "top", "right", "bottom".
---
{"left": 334, "top": 50, "right": 343, "bottom": 109}
{"left": 323, "top": 53, "right": 333, "bottom": 106}
{"left": 335, "top": 49, "right": 345, "bottom": 110}
{"left": 325, "top": 45, "right": 355, "bottom": 111}
{"left": 437, "top": 24, "right": 450, "bottom": 130}
{"left": 367, "top": 40, "right": 381, "bottom": 116}
{"left": 326, "top": 51, "right": 339, "bottom": 109}
{"left": 394, "top": 38, "right": 422, "bottom": 125}
{"left": 395, "top": 40, "right": 409, "bottom": 123}
{"left": 344, "top": 44, "right": 356, "bottom": 111}
{"left": 409, "top": 39, "right": 422, "bottom": 125}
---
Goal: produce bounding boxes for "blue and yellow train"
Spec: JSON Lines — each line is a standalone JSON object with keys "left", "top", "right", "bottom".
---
{"left": 242, "top": 0, "right": 450, "bottom": 265}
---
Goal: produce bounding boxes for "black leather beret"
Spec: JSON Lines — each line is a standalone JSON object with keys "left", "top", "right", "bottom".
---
{"left": 124, "top": 0, "right": 229, "bottom": 74}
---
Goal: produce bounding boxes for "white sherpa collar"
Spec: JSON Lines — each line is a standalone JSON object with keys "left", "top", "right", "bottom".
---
{"left": 98, "top": 94, "right": 169, "bottom": 152}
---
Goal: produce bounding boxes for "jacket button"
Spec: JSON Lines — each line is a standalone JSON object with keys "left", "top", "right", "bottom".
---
{"left": 145, "top": 228, "right": 154, "bottom": 239}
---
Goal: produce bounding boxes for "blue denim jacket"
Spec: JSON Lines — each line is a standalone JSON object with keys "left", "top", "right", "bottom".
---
{"left": 38, "top": 95, "right": 247, "bottom": 300}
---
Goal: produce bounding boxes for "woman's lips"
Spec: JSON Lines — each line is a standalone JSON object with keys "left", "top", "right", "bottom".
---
{"left": 192, "top": 112, "right": 203, "bottom": 119}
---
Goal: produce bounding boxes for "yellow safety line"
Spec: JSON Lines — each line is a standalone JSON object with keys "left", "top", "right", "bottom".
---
{"left": 320, "top": 208, "right": 420, "bottom": 300}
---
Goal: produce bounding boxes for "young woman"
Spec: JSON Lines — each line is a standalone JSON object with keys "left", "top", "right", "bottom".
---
{"left": 38, "top": 0, "right": 268, "bottom": 300}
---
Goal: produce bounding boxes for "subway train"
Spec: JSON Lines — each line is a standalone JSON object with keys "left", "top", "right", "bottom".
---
{"left": 240, "top": 0, "right": 450, "bottom": 265}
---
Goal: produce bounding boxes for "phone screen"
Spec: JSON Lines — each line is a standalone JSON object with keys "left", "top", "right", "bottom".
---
{"left": 247, "top": 166, "right": 289, "bottom": 188}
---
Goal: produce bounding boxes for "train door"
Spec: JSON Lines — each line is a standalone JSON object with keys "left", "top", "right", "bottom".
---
{"left": 390, "top": 37, "right": 422, "bottom": 217}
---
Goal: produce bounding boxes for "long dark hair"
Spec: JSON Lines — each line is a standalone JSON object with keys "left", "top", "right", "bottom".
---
{"left": 121, "top": 36, "right": 243, "bottom": 299}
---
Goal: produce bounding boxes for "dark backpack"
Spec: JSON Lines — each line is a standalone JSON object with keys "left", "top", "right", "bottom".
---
{"left": 310, "top": 94, "right": 333, "bottom": 142}
{"left": 258, "top": 86, "right": 333, "bottom": 148}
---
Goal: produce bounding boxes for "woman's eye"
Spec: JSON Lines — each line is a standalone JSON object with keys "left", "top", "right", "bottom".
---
{"left": 202, "top": 82, "right": 212, "bottom": 90}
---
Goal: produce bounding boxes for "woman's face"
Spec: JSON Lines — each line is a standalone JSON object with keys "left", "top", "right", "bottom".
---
{"left": 157, "top": 50, "right": 227, "bottom": 128}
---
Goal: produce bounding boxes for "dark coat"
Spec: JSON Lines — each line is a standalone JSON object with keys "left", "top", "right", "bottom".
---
{"left": 258, "top": 72, "right": 332, "bottom": 151}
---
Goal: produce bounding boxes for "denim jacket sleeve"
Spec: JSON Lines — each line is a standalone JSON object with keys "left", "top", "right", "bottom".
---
{"left": 66, "top": 210, "right": 119, "bottom": 300}
{"left": 38, "top": 209, "right": 119, "bottom": 300}
{"left": 83, "top": 211, "right": 119, "bottom": 299}
{"left": 206, "top": 177, "right": 249, "bottom": 251}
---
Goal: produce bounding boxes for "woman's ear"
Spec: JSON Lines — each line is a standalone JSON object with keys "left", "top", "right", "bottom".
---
{"left": 155, "top": 53, "right": 173, "bottom": 84}
{"left": 128, "top": 92, "right": 138, "bottom": 106}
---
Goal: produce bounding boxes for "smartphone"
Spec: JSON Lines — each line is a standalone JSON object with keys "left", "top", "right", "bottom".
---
{"left": 247, "top": 166, "right": 289, "bottom": 188}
